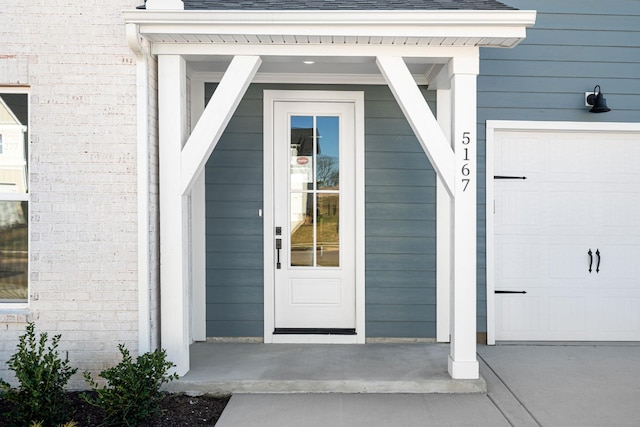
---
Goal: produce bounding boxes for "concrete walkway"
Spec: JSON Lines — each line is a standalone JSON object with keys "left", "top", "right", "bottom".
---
{"left": 478, "top": 343, "right": 640, "bottom": 427}
{"left": 210, "top": 343, "right": 640, "bottom": 426}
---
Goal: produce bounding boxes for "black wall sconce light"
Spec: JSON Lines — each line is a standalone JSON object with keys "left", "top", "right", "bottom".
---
{"left": 586, "top": 85, "right": 611, "bottom": 113}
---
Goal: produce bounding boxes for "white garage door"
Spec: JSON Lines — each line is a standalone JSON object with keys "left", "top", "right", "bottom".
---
{"left": 493, "top": 126, "right": 640, "bottom": 341}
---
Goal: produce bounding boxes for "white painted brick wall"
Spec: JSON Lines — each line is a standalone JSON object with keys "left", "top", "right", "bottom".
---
{"left": 0, "top": 1, "right": 154, "bottom": 389}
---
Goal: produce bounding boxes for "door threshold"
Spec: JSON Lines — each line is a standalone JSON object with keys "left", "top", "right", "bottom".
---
{"left": 268, "top": 333, "right": 362, "bottom": 344}
{"left": 274, "top": 328, "right": 356, "bottom": 335}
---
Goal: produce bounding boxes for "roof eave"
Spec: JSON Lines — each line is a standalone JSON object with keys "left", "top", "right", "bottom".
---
{"left": 124, "top": 9, "right": 537, "bottom": 48}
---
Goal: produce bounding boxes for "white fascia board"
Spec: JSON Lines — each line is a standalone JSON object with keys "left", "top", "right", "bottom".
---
{"left": 124, "top": 10, "right": 536, "bottom": 47}
{"left": 124, "top": 10, "right": 537, "bottom": 27}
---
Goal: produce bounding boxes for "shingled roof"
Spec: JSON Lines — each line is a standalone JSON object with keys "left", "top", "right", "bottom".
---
{"left": 184, "top": 0, "right": 517, "bottom": 11}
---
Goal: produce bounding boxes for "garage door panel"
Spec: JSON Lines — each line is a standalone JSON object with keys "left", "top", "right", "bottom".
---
{"left": 549, "top": 137, "right": 592, "bottom": 175}
{"left": 622, "top": 140, "right": 640, "bottom": 173}
{"left": 496, "top": 294, "right": 541, "bottom": 333}
{"left": 496, "top": 134, "right": 547, "bottom": 175}
{"left": 599, "top": 191, "right": 640, "bottom": 227}
{"left": 547, "top": 190, "right": 589, "bottom": 228}
{"left": 497, "top": 189, "right": 540, "bottom": 228}
{"left": 494, "top": 126, "right": 640, "bottom": 341}
{"left": 599, "top": 297, "right": 640, "bottom": 332}
{"left": 548, "top": 244, "right": 591, "bottom": 280}
{"left": 595, "top": 245, "right": 640, "bottom": 279}
{"left": 601, "top": 137, "right": 639, "bottom": 176}
{"left": 547, "top": 296, "right": 587, "bottom": 332}
{"left": 498, "top": 243, "right": 539, "bottom": 280}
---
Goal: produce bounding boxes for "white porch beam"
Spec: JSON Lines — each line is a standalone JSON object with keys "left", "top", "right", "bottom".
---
{"left": 158, "top": 54, "right": 190, "bottom": 376}
{"left": 180, "top": 55, "right": 262, "bottom": 195}
{"left": 152, "top": 43, "right": 479, "bottom": 59}
{"left": 447, "top": 55, "right": 480, "bottom": 380}
{"left": 376, "top": 56, "right": 455, "bottom": 195}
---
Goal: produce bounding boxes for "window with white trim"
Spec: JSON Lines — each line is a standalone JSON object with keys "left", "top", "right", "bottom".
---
{"left": 0, "top": 92, "right": 29, "bottom": 303}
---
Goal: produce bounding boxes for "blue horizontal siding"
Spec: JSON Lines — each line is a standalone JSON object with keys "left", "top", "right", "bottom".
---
{"left": 366, "top": 270, "right": 435, "bottom": 288}
{"left": 207, "top": 321, "right": 263, "bottom": 337}
{"left": 207, "top": 286, "right": 262, "bottom": 304}
{"left": 366, "top": 185, "right": 436, "bottom": 203}
{"left": 207, "top": 304, "right": 263, "bottom": 321}
{"left": 365, "top": 219, "right": 435, "bottom": 238}
{"left": 207, "top": 251, "right": 262, "bottom": 270}
{"left": 366, "top": 135, "right": 426, "bottom": 153}
{"left": 366, "top": 237, "right": 436, "bottom": 255}
{"left": 367, "top": 321, "right": 435, "bottom": 338}
{"left": 364, "top": 85, "right": 435, "bottom": 338}
{"left": 207, "top": 269, "right": 263, "bottom": 287}
{"left": 205, "top": 83, "right": 264, "bottom": 337}
{"left": 206, "top": 201, "right": 263, "bottom": 220}
{"left": 366, "top": 203, "right": 435, "bottom": 221}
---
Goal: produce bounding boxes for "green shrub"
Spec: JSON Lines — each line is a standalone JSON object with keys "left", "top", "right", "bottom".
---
{"left": 82, "top": 344, "right": 179, "bottom": 427}
{"left": 30, "top": 422, "right": 78, "bottom": 427}
{"left": 0, "top": 322, "right": 78, "bottom": 427}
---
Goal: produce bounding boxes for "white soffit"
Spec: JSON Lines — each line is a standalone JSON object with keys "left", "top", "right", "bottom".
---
{"left": 123, "top": 10, "right": 537, "bottom": 49}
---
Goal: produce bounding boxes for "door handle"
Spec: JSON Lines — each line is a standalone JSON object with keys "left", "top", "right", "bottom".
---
{"left": 588, "top": 249, "right": 593, "bottom": 273}
{"left": 276, "top": 238, "right": 282, "bottom": 270}
{"left": 595, "top": 249, "right": 601, "bottom": 273}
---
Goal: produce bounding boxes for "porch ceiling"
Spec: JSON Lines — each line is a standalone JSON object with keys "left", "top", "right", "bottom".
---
{"left": 185, "top": 55, "right": 444, "bottom": 85}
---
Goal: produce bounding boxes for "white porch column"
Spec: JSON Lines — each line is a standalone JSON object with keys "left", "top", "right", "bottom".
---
{"left": 158, "top": 54, "right": 190, "bottom": 375}
{"left": 191, "top": 171, "right": 206, "bottom": 342}
{"left": 190, "top": 79, "right": 207, "bottom": 342}
{"left": 448, "top": 55, "right": 480, "bottom": 379}
{"left": 436, "top": 89, "right": 452, "bottom": 343}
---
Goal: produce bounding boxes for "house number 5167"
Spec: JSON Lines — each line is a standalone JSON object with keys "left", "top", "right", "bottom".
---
{"left": 461, "top": 131, "right": 471, "bottom": 192}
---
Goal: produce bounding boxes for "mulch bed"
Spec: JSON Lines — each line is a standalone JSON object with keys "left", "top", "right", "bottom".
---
{"left": 0, "top": 392, "right": 230, "bottom": 426}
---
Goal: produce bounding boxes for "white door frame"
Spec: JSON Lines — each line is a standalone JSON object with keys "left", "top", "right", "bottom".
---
{"left": 486, "top": 120, "right": 640, "bottom": 345}
{"left": 263, "top": 90, "right": 366, "bottom": 344}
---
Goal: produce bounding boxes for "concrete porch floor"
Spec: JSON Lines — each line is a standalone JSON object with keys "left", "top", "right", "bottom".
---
{"left": 164, "top": 342, "right": 486, "bottom": 395}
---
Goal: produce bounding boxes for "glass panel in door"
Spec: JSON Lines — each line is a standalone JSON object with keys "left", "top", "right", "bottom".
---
{"left": 289, "top": 115, "right": 340, "bottom": 268}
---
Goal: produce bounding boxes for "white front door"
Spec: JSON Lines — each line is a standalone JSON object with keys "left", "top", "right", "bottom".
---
{"left": 492, "top": 126, "right": 640, "bottom": 341}
{"left": 265, "top": 92, "right": 364, "bottom": 343}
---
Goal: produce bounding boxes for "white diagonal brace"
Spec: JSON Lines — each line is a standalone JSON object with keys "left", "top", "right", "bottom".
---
{"left": 181, "top": 55, "right": 262, "bottom": 195}
{"left": 376, "top": 56, "right": 455, "bottom": 196}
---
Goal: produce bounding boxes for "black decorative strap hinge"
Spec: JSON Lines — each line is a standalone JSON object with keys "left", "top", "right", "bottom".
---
{"left": 494, "top": 175, "right": 527, "bottom": 180}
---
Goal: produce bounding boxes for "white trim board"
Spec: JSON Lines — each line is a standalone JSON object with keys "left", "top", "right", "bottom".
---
{"left": 263, "top": 90, "right": 365, "bottom": 344}
{"left": 485, "top": 120, "right": 640, "bottom": 345}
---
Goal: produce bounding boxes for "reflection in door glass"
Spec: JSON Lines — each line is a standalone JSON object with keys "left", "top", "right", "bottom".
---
{"left": 289, "top": 115, "right": 340, "bottom": 268}
{"left": 317, "top": 193, "right": 339, "bottom": 266}
{"left": 290, "top": 116, "right": 314, "bottom": 191}
{"left": 290, "top": 193, "right": 313, "bottom": 266}
{"left": 316, "top": 116, "right": 339, "bottom": 191}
